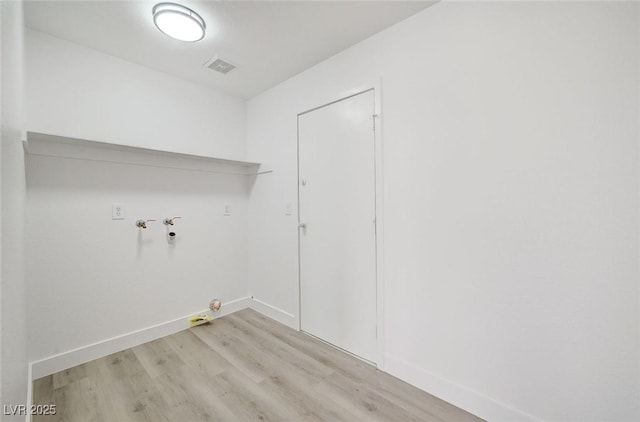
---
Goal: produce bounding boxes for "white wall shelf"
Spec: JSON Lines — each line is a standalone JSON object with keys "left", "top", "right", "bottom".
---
{"left": 22, "top": 132, "right": 269, "bottom": 175}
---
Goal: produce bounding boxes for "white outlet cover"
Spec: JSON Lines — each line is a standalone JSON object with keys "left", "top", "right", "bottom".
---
{"left": 112, "top": 203, "right": 124, "bottom": 220}
{"left": 224, "top": 203, "right": 231, "bottom": 216}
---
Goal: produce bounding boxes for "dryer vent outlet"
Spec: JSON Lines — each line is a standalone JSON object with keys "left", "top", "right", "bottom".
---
{"left": 210, "top": 299, "right": 222, "bottom": 312}
{"left": 204, "top": 57, "right": 236, "bottom": 74}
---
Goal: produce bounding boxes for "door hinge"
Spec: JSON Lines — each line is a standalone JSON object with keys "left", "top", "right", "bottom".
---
{"left": 372, "top": 114, "right": 378, "bottom": 132}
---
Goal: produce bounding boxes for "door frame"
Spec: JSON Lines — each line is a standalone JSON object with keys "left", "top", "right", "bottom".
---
{"left": 295, "top": 80, "right": 385, "bottom": 369}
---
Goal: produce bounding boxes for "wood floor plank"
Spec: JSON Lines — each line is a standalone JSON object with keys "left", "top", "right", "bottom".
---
{"left": 93, "top": 349, "right": 145, "bottom": 384}
{"left": 32, "top": 376, "right": 57, "bottom": 422}
{"left": 131, "top": 337, "right": 186, "bottom": 379}
{"left": 52, "top": 362, "right": 93, "bottom": 390}
{"left": 33, "top": 375, "right": 54, "bottom": 404}
{"left": 257, "top": 372, "right": 358, "bottom": 422}
{"left": 208, "top": 316, "right": 333, "bottom": 387}
{"left": 53, "top": 377, "right": 104, "bottom": 422}
{"left": 163, "top": 329, "right": 229, "bottom": 379}
{"left": 210, "top": 316, "right": 362, "bottom": 421}
{"left": 191, "top": 319, "right": 271, "bottom": 384}
{"left": 98, "top": 371, "right": 170, "bottom": 422}
{"left": 153, "top": 371, "right": 220, "bottom": 422}
{"left": 157, "top": 360, "right": 242, "bottom": 422}
{"left": 241, "top": 309, "right": 376, "bottom": 377}
{"left": 315, "top": 369, "right": 442, "bottom": 422}
{"left": 223, "top": 312, "right": 335, "bottom": 379}
{"left": 33, "top": 309, "right": 484, "bottom": 422}
{"left": 211, "top": 366, "right": 300, "bottom": 422}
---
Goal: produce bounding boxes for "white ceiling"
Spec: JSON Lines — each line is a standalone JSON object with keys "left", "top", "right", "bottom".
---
{"left": 25, "top": 1, "right": 436, "bottom": 99}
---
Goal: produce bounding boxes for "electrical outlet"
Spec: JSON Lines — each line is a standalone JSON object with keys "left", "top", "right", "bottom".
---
{"left": 284, "top": 202, "right": 292, "bottom": 216}
{"left": 112, "top": 203, "right": 124, "bottom": 220}
{"left": 224, "top": 203, "right": 231, "bottom": 216}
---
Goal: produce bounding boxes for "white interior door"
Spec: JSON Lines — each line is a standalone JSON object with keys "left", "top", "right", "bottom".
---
{"left": 298, "top": 89, "right": 377, "bottom": 363}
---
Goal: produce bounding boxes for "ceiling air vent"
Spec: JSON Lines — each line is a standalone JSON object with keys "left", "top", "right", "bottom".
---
{"left": 204, "top": 56, "right": 236, "bottom": 74}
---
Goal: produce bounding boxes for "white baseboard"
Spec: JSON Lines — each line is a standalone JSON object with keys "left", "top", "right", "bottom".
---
{"left": 248, "top": 297, "right": 296, "bottom": 328}
{"left": 30, "top": 297, "right": 251, "bottom": 380}
{"left": 384, "top": 355, "right": 540, "bottom": 422}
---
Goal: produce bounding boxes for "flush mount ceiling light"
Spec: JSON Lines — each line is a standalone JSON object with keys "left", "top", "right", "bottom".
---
{"left": 152, "top": 3, "right": 205, "bottom": 42}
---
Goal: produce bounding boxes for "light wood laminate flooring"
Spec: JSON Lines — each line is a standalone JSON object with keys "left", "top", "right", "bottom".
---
{"left": 33, "top": 308, "right": 483, "bottom": 422}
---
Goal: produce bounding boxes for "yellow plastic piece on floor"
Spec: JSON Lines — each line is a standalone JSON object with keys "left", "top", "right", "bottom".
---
{"left": 190, "top": 314, "right": 213, "bottom": 327}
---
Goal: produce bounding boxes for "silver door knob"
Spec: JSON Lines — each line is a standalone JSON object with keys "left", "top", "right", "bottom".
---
{"left": 298, "top": 222, "right": 307, "bottom": 229}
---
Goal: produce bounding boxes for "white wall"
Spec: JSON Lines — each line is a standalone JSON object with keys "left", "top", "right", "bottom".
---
{"left": 25, "top": 28, "right": 252, "bottom": 367}
{"left": 246, "top": 2, "right": 640, "bottom": 421}
{"left": 26, "top": 28, "right": 246, "bottom": 160}
{"left": 1, "top": 0, "right": 28, "bottom": 418}
{"left": 26, "top": 153, "right": 251, "bottom": 363}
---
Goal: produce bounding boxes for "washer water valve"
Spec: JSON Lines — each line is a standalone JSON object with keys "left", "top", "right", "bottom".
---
{"left": 163, "top": 216, "right": 181, "bottom": 242}
{"left": 135, "top": 219, "right": 156, "bottom": 229}
{"left": 163, "top": 216, "right": 182, "bottom": 225}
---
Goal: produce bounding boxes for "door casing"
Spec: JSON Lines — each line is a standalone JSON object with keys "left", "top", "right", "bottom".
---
{"left": 295, "top": 81, "right": 384, "bottom": 369}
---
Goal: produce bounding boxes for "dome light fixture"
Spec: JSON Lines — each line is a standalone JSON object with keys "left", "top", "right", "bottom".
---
{"left": 152, "top": 3, "right": 206, "bottom": 42}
